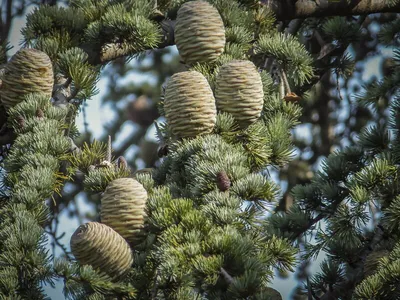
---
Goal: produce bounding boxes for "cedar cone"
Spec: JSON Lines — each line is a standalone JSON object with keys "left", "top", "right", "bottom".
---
{"left": 164, "top": 71, "right": 216, "bottom": 138}
{"left": 0, "top": 49, "right": 54, "bottom": 111}
{"left": 175, "top": 1, "right": 225, "bottom": 65}
{"left": 70, "top": 222, "right": 133, "bottom": 280}
{"left": 116, "top": 156, "right": 128, "bottom": 169}
{"left": 101, "top": 178, "right": 148, "bottom": 245}
{"left": 216, "top": 171, "right": 230, "bottom": 191}
{"left": 215, "top": 60, "right": 264, "bottom": 128}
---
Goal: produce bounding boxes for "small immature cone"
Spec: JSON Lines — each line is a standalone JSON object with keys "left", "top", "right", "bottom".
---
{"left": 175, "top": 1, "right": 225, "bottom": 65}
{"left": 101, "top": 178, "right": 148, "bottom": 245}
{"left": 0, "top": 49, "right": 54, "bottom": 110}
{"left": 216, "top": 171, "right": 230, "bottom": 191}
{"left": 164, "top": 71, "right": 216, "bottom": 138}
{"left": 70, "top": 222, "right": 133, "bottom": 280}
{"left": 215, "top": 60, "right": 264, "bottom": 128}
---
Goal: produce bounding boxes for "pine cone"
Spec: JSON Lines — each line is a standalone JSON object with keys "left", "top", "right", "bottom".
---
{"left": 364, "top": 250, "right": 389, "bottom": 277}
{"left": 0, "top": 49, "right": 54, "bottom": 111}
{"left": 101, "top": 178, "right": 148, "bottom": 245}
{"left": 164, "top": 71, "right": 216, "bottom": 138}
{"left": 215, "top": 60, "right": 264, "bottom": 128}
{"left": 70, "top": 222, "right": 133, "bottom": 280}
{"left": 175, "top": 1, "right": 225, "bottom": 65}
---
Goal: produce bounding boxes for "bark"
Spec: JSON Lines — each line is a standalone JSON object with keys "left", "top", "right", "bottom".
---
{"left": 262, "top": 0, "right": 400, "bottom": 20}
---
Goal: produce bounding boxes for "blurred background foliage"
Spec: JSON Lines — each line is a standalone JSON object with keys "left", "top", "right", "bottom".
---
{"left": 1, "top": 0, "right": 398, "bottom": 298}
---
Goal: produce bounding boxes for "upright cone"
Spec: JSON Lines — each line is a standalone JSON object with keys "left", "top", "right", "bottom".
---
{"left": 164, "top": 71, "right": 216, "bottom": 138}
{"left": 101, "top": 178, "right": 148, "bottom": 245}
{"left": 215, "top": 60, "right": 264, "bottom": 128}
{"left": 0, "top": 48, "right": 54, "bottom": 110}
{"left": 175, "top": 1, "right": 225, "bottom": 65}
{"left": 70, "top": 222, "right": 133, "bottom": 280}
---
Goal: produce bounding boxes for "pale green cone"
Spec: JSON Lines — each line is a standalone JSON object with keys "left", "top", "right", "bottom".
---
{"left": 164, "top": 71, "right": 216, "bottom": 138}
{"left": 175, "top": 0, "right": 225, "bottom": 65}
{"left": 0, "top": 48, "right": 54, "bottom": 110}
{"left": 70, "top": 222, "right": 133, "bottom": 280}
{"left": 101, "top": 177, "right": 148, "bottom": 245}
{"left": 215, "top": 60, "right": 264, "bottom": 128}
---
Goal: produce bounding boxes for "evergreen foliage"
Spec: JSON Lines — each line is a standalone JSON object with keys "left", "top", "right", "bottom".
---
{"left": 0, "top": 0, "right": 399, "bottom": 299}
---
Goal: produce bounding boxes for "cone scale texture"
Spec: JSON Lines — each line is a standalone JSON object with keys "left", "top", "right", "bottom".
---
{"left": 0, "top": 48, "right": 54, "bottom": 110}
{"left": 215, "top": 60, "right": 264, "bottom": 128}
{"left": 70, "top": 222, "right": 133, "bottom": 280}
{"left": 164, "top": 71, "right": 216, "bottom": 138}
{"left": 175, "top": 1, "right": 225, "bottom": 65}
{"left": 101, "top": 178, "right": 148, "bottom": 245}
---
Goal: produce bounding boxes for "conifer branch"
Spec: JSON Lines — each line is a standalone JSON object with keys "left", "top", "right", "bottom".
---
{"left": 220, "top": 267, "right": 234, "bottom": 284}
{"left": 262, "top": 0, "right": 400, "bottom": 21}
{"left": 86, "top": 19, "right": 176, "bottom": 65}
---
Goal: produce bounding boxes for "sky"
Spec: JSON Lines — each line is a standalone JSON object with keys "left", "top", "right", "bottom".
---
{"left": 5, "top": 3, "right": 392, "bottom": 299}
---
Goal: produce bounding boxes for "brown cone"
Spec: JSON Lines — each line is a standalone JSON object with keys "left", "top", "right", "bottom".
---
{"left": 216, "top": 171, "right": 230, "bottom": 191}
{"left": 0, "top": 49, "right": 54, "bottom": 110}
{"left": 70, "top": 222, "right": 133, "bottom": 280}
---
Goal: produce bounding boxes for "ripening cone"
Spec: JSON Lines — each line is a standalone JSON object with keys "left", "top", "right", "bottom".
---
{"left": 70, "top": 222, "right": 133, "bottom": 280}
{"left": 101, "top": 178, "right": 148, "bottom": 245}
{"left": 0, "top": 48, "right": 54, "bottom": 110}
{"left": 215, "top": 60, "right": 264, "bottom": 128}
{"left": 164, "top": 71, "right": 216, "bottom": 138}
{"left": 175, "top": 1, "right": 225, "bottom": 65}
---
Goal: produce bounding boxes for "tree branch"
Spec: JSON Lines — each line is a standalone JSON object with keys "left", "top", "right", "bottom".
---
{"left": 220, "top": 267, "right": 234, "bottom": 285}
{"left": 262, "top": 0, "right": 400, "bottom": 20}
{"left": 85, "top": 19, "right": 176, "bottom": 65}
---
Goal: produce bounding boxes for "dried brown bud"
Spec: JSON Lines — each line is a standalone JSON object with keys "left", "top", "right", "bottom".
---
{"left": 284, "top": 92, "right": 301, "bottom": 103}
{"left": 216, "top": 171, "right": 231, "bottom": 191}
{"left": 16, "top": 115, "right": 25, "bottom": 128}
{"left": 116, "top": 156, "right": 128, "bottom": 169}
{"left": 36, "top": 108, "right": 44, "bottom": 119}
